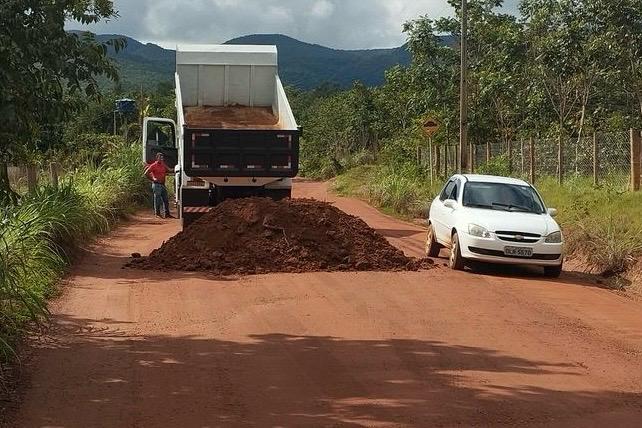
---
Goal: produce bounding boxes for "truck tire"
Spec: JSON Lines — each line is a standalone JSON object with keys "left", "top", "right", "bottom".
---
{"left": 266, "top": 189, "right": 291, "bottom": 201}
{"left": 181, "top": 211, "right": 207, "bottom": 229}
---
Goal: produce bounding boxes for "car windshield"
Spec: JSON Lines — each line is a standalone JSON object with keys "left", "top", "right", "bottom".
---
{"left": 462, "top": 182, "right": 545, "bottom": 214}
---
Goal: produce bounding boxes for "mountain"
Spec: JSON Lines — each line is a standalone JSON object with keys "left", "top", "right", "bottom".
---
{"left": 91, "top": 33, "right": 412, "bottom": 91}
{"left": 225, "top": 34, "right": 411, "bottom": 89}
{"left": 93, "top": 34, "right": 175, "bottom": 89}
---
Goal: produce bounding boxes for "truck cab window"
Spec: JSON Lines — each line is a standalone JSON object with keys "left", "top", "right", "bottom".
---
{"left": 147, "top": 123, "right": 175, "bottom": 148}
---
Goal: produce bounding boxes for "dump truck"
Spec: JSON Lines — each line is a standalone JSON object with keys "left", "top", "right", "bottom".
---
{"left": 142, "top": 44, "right": 301, "bottom": 228}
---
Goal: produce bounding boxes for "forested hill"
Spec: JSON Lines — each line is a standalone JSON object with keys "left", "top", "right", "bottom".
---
{"left": 88, "top": 33, "right": 413, "bottom": 90}
{"left": 225, "top": 34, "right": 411, "bottom": 89}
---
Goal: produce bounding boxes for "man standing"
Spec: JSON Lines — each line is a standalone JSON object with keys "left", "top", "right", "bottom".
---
{"left": 144, "top": 152, "right": 174, "bottom": 218}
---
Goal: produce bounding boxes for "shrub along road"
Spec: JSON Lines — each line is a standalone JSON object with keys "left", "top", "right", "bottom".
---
{"left": 7, "top": 181, "right": 642, "bottom": 427}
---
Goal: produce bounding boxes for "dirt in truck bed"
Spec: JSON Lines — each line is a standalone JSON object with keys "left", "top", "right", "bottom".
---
{"left": 128, "top": 198, "right": 432, "bottom": 275}
{"left": 184, "top": 106, "right": 281, "bottom": 129}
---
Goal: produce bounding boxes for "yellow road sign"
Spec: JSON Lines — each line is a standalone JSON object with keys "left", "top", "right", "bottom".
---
{"left": 422, "top": 116, "right": 440, "bottom": 137}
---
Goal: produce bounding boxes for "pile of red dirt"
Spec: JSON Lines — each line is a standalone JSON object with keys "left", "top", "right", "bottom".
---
{"left": 128, "top": 198, "right": 433, "bottom": 275}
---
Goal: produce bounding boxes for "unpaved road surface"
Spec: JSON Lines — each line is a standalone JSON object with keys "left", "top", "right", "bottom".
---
{"left": 8, "top": 181, "right": 642, "bottom": 427}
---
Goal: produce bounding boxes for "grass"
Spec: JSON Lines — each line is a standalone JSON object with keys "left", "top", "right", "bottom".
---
{"left": 535, "top": 176, "right": 642, "bottom": 277}
{"left": 0, "top": 139, "right": 148, "bottom": 362}
{"left": 334, "top": 164, "right": 642, "bottom": 286}
{"left": 334, "top": 164, "right": 443, "bottom": 219}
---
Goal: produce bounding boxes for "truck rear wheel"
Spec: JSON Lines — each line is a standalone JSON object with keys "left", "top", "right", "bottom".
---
{"left": 181, "top": 212, "right": 206, "bottom": 229}
{"left": 266, "top": 188, "right": 291, "bottom": 201}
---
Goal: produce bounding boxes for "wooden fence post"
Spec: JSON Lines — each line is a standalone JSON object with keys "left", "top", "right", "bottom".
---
{"left": 593, "top": 132, "right": 599, "bottom": 187}
{"left": 429, "top": 137, "right": 434, "bottom": 185}
{"left": 50, "top": 162, "right": 59, "bottom": 189}
{"left": 444, "top": 145, "right": 448, "bottom": 177}
{"left": 26, "top": 164, "right": 38, "bottom": 193}
{"left": 507, "top": 140, "right": 513, "bottom": 174}
{"left": 529, "top": 137, "right": 535, "bottom": 184}
{"left": 557, "top": 134, "right": 563, "bottom": 185}
{"left": 455, "top": 145, "right": 459, "bottom": 175}
{"left": 520, "top": 139, "right": 525, "bottom": 177}
{"left": 470, "top": 144, "right": 475, "bottom": 173}
{"left": 486, "top": 141, "right": 491, "bottom": 163}
{"left": 631, "top": 129, "right": 641, "bottom": 191}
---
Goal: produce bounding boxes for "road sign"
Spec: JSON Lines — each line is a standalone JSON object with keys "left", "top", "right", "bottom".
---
{"left": 422, "top": 116, "right": 440, "bottom": 137}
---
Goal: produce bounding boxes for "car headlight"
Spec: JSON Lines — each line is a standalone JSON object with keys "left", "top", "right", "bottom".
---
{"left": 545, "top": 231, "right": 562, "bottom": 243}
{"left": 468, "top": 224, "right": 491, "bottom": 238}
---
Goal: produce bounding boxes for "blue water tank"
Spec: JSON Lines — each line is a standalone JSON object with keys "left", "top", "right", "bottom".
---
{"left": 115, "top": 98, "right": 136, "bottom": 114}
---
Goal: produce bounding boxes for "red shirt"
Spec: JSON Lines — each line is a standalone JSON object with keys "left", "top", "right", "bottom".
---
{"left": 146, "top": 161, "right": 169, "bottom": 184}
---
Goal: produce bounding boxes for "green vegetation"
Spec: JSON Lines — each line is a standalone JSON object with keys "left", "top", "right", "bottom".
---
{"left": 0, "top": 1, "right": 179, "bottom": 363}
{"left": 334, "top": 165, "right": 441, "bottom": 218}
{"left": 1, "top": 0, "right": 122, "bottom": 202}
{"left": 536, "top": 178, "right": 642, "bottom": 277}
{"left": 0, "top": 140, "right": 147, "bottom": 359}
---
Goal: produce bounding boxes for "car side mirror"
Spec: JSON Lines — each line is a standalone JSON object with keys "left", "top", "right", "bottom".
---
{"left": 444, "top": 199, "right": 457, "bottom": 209}
{"left": 547, "top": 208, "right": 558, "bottom": 217}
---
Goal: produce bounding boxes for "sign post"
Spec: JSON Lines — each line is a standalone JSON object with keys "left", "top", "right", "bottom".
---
{"left": 422, "top": 117, "right": 441, "bottom": 185}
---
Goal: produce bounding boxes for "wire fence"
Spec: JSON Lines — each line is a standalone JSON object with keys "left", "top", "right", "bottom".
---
{"left": 7, "top": 163, "right": 66, "bottom": 193}
{"left": 420, "top": 130, "right": 640, "bottom": 190}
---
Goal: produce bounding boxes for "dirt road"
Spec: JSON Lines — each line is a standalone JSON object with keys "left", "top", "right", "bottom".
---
{"left": 9, "top": 181, "right": 642, "bottom": 427}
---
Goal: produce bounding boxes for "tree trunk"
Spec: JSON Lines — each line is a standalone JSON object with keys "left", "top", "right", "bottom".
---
{"left": 0, "top": 161, "right": 19, "bottom": 204}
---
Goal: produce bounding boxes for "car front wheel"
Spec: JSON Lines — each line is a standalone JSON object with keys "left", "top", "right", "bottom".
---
{"left": 449, "top": 232, "right": 465, "bottom": 271}
{"left": 425, "top": 224, "right": 441, "bottom": 257}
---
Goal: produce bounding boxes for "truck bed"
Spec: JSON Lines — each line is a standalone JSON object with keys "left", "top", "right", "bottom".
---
{"left": 184, "top": 106, "right": 281, "bottom": 130}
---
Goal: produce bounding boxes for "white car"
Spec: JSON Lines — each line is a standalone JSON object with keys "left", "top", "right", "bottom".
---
{"left": 426, "top": 174, "right": 564, "bottom": 277}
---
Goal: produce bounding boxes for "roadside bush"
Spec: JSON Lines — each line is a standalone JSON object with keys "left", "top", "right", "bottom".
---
{"left": 477, "top": 154, "right": 511, "bottom": 177}
{"left": 536, "top": 177, "right": 642, "bottom": 278}
{"left": 0, "top": 140, "right": 147, "bottom": 361}
{"left": 334, "top": 163, "right": 441, "bottom": 218}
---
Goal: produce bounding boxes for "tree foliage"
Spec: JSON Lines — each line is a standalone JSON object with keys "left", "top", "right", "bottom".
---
{"left": 294, "top": 0, "right": 642, "bottom": 178}
{"left": 0, "top": 0, "right": 123, "bottom": 201}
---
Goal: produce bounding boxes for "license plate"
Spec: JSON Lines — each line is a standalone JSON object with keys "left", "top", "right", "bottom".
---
{"left": 504, "top": 246, "right": 533, "bottom": 257}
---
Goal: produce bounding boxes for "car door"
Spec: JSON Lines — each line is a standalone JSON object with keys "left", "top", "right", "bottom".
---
{"left": 431, "top": 179, "right": 456, "bottom": 243}
{"left": 441, "top": 178, "right": 461, "bottom": 244}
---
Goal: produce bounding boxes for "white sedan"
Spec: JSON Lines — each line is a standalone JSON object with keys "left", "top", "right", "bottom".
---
{"left": 426, "top": 174, "right": 564, "bottom": 277}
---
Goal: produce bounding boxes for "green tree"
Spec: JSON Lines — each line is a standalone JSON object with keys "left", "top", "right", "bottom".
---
{"left": 588, "top": 0, "right": 642, "bottom": 125}
{"left": 0, "top": 0, "right": 122, "bottom": 201}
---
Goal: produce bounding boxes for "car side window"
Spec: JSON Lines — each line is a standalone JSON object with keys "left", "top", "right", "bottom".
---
{"left": 440, "top": 180, "right": 455, "bottom": 201}
{"left": 448, "top": 180, "right": 459, "bottom": 201}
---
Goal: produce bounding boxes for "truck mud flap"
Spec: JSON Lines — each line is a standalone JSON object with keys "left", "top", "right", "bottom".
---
{"left": 181, "top": 206, "right": 211, "bottom": 229}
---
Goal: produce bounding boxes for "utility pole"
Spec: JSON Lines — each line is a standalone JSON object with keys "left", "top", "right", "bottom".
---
{"left": 459, "top": 0, "right": 469, "bottom": 173}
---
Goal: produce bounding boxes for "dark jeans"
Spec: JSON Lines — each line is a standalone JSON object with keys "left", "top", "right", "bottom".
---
{"left": 152, "top": 182, "right": 170, "bottom": 216}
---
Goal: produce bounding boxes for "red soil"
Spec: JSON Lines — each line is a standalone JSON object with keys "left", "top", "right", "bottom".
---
{"left": 128, "top": 198, "right": 432, "bottom": 274}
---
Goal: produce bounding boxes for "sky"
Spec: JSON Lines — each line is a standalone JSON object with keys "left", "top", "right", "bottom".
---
{"left": 67, "top": 0, "right": 520, "bottom": 50}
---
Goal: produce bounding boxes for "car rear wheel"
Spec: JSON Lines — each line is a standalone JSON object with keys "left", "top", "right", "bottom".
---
{"left": 425, "top": 224, "right": 441, "bottom": 257}
{"left": 449, "top": 232, "right": 465, "bottom": 271}
{"left": 544, "top": 263, "right": 563, "bottom": 278}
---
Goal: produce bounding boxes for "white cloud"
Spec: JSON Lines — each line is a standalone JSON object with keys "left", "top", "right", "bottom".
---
{"left": 67, "top": 0, "right": 520, "bottom": 49}
{"left": 311, "top": 0, "right": 334, "bottom": 18}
